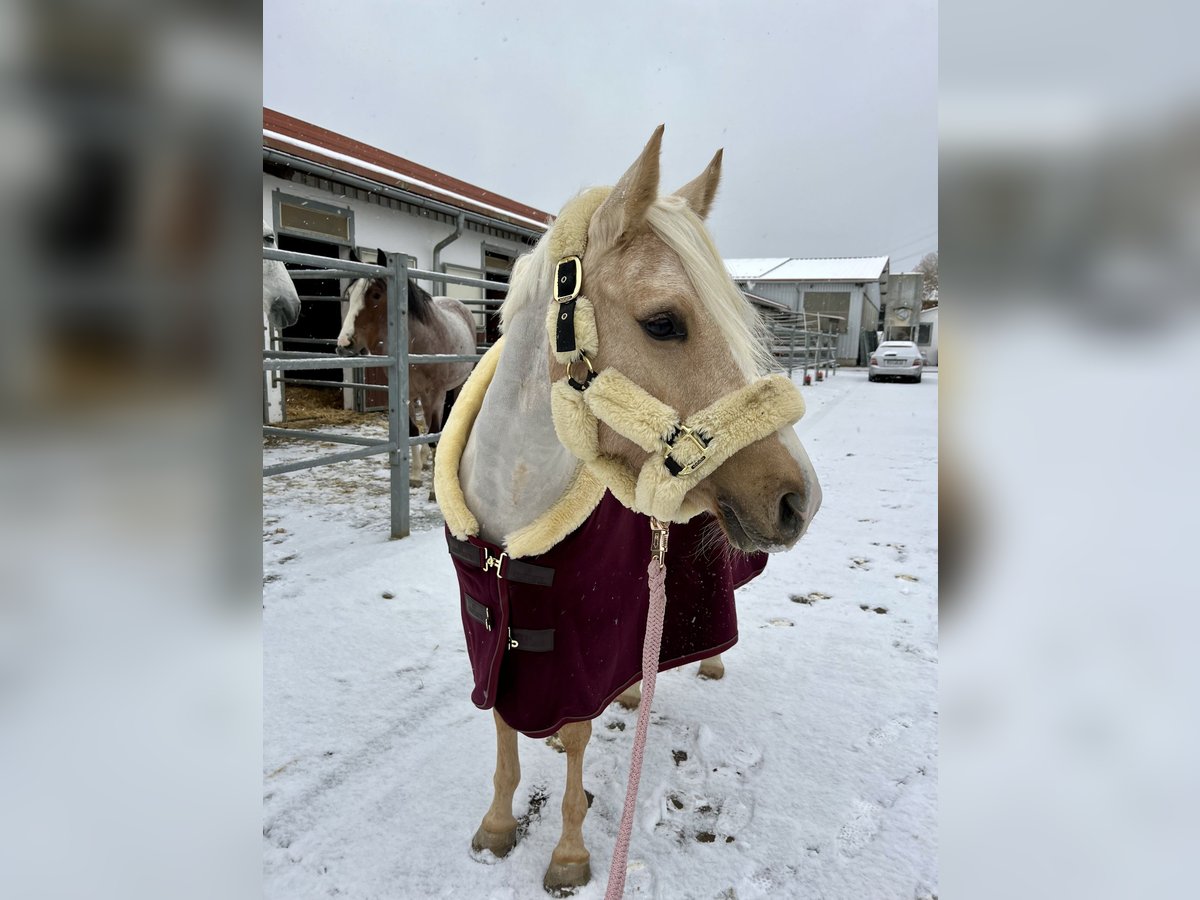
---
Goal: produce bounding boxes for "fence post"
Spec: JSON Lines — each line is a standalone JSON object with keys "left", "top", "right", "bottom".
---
{"left": 787, "top": 319, "right": 796, "bottom": 377}
{"left": 803, "top": 323, "right": 810, "bottom": 383}
{"left": 387, "top": 253, "right": 411, "bottom": 539}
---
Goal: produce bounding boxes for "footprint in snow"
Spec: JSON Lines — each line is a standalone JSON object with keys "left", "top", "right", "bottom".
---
{"left": 835, "top": 799, "right": 881, "bottom": 857}
{"left": 864, "top": 716, "right": 913, "bottom": 749}
{"left": 790, "top": 591, "right": 829, "bottom": 606}
{"left": 656, "top": 725, "right": 762, "bottom": 846}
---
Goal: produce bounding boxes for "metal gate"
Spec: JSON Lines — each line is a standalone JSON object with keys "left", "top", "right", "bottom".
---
{"left": 262, "top": 245, "right": 502, "bottom": 538}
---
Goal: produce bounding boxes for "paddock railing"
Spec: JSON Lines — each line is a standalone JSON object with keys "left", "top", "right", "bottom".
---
{"left": 262, "top": 246, "right": 501, "bottom": 538}
{"left": 760, "top": 309, "right": 842, "bottom": 379}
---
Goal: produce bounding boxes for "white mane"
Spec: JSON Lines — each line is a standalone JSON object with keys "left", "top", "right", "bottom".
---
{"left": 499, "top": 194, "right": 773, "bottom": 378}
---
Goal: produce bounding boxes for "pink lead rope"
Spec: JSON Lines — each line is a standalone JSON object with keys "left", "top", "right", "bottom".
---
{"left": 604, "top": 519, "right": 670, "bottom": 900}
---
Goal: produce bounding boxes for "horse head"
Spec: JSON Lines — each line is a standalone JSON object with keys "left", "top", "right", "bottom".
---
{"left": 262, "top": 220, "right": 301, "bottom": 330}
{"left": 336, "top": 248, "right": 410, "bottom": 357}
{"left": 547, "top": 127, "right": 820, "bottom": 551}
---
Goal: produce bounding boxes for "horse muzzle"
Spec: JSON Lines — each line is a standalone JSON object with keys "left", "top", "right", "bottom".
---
{"left": 268, "top": 294, "right": 301, "bottom": 330}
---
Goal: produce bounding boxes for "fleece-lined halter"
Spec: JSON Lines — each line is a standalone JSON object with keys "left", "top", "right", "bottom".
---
{"left": 543, "top": 187, "right": 807, "bottom": 525}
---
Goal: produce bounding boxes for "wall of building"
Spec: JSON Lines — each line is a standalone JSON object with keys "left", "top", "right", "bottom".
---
{"left": 263, "top": 175, "right": 533, "bottom": 277}
{"left": 918, "top": 307, "right": 939, "bottom": 365}
{"left": 735, "top": 278, "right": 883, "bottom": 365}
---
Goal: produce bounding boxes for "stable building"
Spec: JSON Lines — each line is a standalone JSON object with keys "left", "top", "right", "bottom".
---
{"left": 725, "top": 256, "right": 890, "bottom": 365}
{"left": 262, "top": 108, "right": 552, "bottom": 417}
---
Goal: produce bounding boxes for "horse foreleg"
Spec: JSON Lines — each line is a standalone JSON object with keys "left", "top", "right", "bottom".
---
{"left": 426, "top": 403, "right": 443, "bottom": 503}
{"left": 472, "top": 709, "right": 521, "bottom": 858}
{"left": 544, "top": 720, "right": 592, "bottom": 893}
{"left": 699, "top": 652, "right": 725, "bottom": 680}
{"left": 410, "top": 398, "right": 428, "bottom": 488}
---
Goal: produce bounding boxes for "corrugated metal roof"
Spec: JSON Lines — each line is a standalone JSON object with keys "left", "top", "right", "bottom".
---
{"left": 726, "top": 256, "right": 890, "bottom": 282}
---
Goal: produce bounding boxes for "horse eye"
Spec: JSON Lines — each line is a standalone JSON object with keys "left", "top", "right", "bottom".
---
{"left": 641, "top": 314, "right": 685, "bottom": 341}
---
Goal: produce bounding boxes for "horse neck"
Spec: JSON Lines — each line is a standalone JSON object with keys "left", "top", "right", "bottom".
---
{"left": 458, "top": 298, "right": 578, "bottom": 546}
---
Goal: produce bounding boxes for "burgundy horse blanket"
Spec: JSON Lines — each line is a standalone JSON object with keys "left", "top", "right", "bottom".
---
{"left": 447, "top": 491, "right": 766, "bottom": 738}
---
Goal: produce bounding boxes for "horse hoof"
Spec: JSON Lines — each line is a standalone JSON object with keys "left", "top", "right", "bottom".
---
{"left": 698, "top": 659, "right": 725, "bottom": 680}
{"left": 471, "top": 825, "right": 517, "bottom": 859}
{"left": 543, "top": 860, "right": 591, "bottom": 895}
{"left": 427, "top": 491, "right": 437, "bottom": 503}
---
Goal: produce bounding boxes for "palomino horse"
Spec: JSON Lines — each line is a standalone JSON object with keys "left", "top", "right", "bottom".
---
{"left": 441, "top": 127, "right": 821, "bottom": 893}
{"left": 335, "top": 252, "right": 476, "bottom": 497}
{"left": 262, "top": 221, "right": 301, "bottom": 329}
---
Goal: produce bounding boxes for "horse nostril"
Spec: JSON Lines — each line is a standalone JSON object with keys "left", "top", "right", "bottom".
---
{"left": 778, "top": 491, "right": 805, "bottom": 538}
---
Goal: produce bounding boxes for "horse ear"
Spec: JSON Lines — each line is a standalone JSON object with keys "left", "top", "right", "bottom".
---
{"left": 588, "top": 124, "right": 664, "bottom": 255}
{"left": 671, "top": 148, "right": 722, "bottom": 220}
{"left": 376, "top": 248, "right": 387, "bottom": 265}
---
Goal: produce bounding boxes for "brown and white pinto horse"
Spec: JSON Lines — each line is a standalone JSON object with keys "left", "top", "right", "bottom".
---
{"left": 335, "top": 251, "right": 476, "bottom": 497}
{"left": 451, "top": 128, "right": 821, "bottom": 893}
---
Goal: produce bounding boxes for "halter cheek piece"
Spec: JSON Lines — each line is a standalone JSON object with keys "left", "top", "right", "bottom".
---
{"left": 545, "top": 205, "right": 806, "bottom": 524}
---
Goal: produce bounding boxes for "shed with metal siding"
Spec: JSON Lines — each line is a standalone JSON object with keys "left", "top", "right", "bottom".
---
{"left": 725, "top": 256, "right": 891, "bottom": 365}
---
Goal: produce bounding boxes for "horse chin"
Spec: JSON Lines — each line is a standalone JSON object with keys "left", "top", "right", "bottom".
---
{"left": 714, "top": 501, "right": 790, "bottom": 554}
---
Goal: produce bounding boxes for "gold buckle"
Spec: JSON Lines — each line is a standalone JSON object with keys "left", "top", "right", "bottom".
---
{"left": 665, "top": 425, "right": 710, "bottom": 476}
{"left": 483, "top": 550, "right": 508, "bottom": 579}
{"left": 554, "top": 256, "right": 583, "bottom": 303}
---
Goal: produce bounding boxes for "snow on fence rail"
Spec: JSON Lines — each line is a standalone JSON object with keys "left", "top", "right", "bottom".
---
{"left": 262, "top": 245, "right": 501, "bottom": 538}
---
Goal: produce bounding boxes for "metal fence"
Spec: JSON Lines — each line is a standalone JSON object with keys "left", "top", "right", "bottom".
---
{"left": 761, "top": 309, "right": 841, "bottom": 380}
{"left": 268, "top": 293, "right": 505, "bottom": 414}
{"left": 262, "top": 246, "right": 499, "bottom": 538}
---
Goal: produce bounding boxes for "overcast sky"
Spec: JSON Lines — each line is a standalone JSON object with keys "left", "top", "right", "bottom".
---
{"left": 264, "top": 0, "right": 937, "bottom": 268}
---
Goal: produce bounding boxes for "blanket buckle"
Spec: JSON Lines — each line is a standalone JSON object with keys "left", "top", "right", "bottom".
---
{"left": 483, "top": 550, "right": 508, "bottom": 579}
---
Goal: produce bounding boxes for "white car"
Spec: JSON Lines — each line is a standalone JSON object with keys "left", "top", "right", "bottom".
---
{"left": 869, "top": 341, "right": 924, "bottom": 383}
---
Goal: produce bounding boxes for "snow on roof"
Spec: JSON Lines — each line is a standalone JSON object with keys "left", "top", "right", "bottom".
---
{"left": 724, "top": 258, "right": 790, "bottom": 280}
{"left": 726, "top": 256, "right": 890, "bottom": 283}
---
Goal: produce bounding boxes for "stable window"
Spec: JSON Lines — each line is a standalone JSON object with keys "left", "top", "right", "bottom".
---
{"left": 917, "top": 323, "right": 932, "bottom": 344}
{"left": 274, "top": 191, "right": 353, "bottom": 246}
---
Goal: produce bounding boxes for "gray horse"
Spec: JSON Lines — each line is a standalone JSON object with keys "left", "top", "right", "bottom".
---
{"left": 335, "top": 250, "right": 476, "bottom": 498}
{"left": 262, "top": 221, "right": 301, "bottom": 329}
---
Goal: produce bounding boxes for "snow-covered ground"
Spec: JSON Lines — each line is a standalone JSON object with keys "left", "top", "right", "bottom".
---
{"left": 263, "top": 368, "right": 938, "bottom": 900}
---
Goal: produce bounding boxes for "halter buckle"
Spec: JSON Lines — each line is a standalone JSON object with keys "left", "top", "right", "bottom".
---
{"left": 554, "top": 256, "right": 583, "bottom": 303}
{"left": 664, "top": 425, "right": 711, "bottom": 477}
